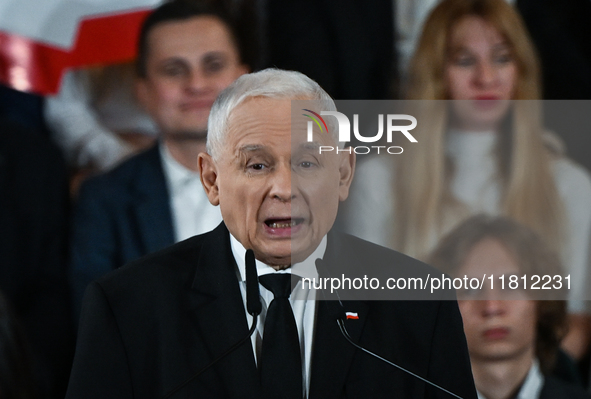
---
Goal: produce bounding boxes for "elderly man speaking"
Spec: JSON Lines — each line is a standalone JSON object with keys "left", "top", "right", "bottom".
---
{"left": 66, "top": 69, "right": 477, "bottom": 399}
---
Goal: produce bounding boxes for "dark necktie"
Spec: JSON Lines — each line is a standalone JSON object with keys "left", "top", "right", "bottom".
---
{"left": 259, "top": 274, "right": 303, "bottom": 399}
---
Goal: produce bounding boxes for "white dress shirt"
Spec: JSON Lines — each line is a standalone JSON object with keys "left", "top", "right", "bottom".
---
{"left": 230, "top": 234, "right": 325, "bottom": 398}
{"left": 476, "top": 360, "right": 544, "bottom": 399}
{"left": 160, "top": 143, "right": 222, "bottom": 242}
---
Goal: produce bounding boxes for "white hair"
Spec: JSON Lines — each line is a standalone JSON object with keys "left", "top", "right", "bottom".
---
{"left": 207, "top": 68, "right": 337, "bottom": 160}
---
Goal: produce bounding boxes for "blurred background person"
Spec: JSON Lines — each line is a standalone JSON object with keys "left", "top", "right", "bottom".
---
{"left": 343, "top": 0, "right": 591, "bottom": 362}
{"left": 68, "top": 0, "right": 252, "bottom": 319}
{"left": 428, "top": 215, "right": 590, "bottom": 399}
{"left": 45, "top": 0, "right": 262, "bottom": 185}
{"left": 390, "top": 0, "right": 591, "bottom": 174}
{"left": 393, "top": 0, "right": 591, "bottom": 100}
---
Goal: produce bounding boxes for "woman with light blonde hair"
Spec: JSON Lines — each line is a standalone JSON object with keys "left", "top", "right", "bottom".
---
{"left": 344, "top": 0, "right": 591, "bottom": 359}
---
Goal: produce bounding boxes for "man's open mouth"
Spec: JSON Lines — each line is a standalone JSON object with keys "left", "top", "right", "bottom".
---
{"left": 264, "top": 218, "right": 304, "bottom": 229}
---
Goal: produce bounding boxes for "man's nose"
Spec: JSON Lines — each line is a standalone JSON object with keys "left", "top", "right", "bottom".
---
{"left": 185, "top": 69, "right": 208, "bottom": 92}
{"left": 270, "top": 163, "right": 293, "bottom": 202}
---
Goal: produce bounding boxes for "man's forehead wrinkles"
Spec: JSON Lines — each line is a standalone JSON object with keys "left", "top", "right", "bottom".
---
{"left": 231, "top": 119, "right": 290, "bottom": 131}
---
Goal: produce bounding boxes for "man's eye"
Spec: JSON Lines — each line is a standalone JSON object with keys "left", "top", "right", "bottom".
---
{"left": 205, "top": 60, "right": 225, "bottom": 74}
{"left": 248, "top": 163, "right": 266, "bottom": 171}
{"left": 294, "top": 158, "right": 318, "bottom": 170}
{"left": 161, "top": 65, "right": 185, "bottom": 77}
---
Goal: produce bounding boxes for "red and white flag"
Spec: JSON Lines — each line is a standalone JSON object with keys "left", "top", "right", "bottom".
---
{"left": 0, "top": 0, "right": 163, "bottom": 94}
{"left": 345, "top": 312, "right": 359, "bottom": 320}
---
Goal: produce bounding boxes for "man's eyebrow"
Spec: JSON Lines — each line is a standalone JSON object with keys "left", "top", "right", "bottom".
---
{"left": 237, "top": 144, "right": 266, "bottom": 153}
{"left": 235, "top": 144, "right": 268, "bottom": 160}
{"left": 203, "top": 51, "right": 228, "bottom": 61}
{"left": 158, "top": 57, "right": 187, "bottom": 65}
{"left": 235, "top": 142, "right": 323, "bottom": 157}
{"left": 299, "top": 142, "right": 321, "bottom": 151}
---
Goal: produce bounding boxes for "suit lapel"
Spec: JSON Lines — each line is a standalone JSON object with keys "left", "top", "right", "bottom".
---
{"left": 187, "top": 223, "right": 261, "bottom": 397}
{"left": 309, "top": 232, "right": 369, "bottom": 398}
{"left": 309, "top": 299, "right": 368, "bottom": 398}
{"left": 133, "top": 145, "right": 175, "bottom": 253}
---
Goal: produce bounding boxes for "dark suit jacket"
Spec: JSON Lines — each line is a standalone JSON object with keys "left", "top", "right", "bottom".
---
{"left": 516, "top": 0, "right": 591, "bottom": 99}
{"left": 67, "top": 223, "right": 477, "bottom": 398}
{"left": 0, "top": 118, "right": 74, "bottom": 398}
{"left": 70, "top": 144, "right": 174, "bottom": 318}
{"left": 540, "top": 377, "right": 591, "bottom": 399}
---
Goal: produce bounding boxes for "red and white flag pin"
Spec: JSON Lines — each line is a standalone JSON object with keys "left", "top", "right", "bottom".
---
{"left": 345, "top": 312, "right": 359, "bottom": 320}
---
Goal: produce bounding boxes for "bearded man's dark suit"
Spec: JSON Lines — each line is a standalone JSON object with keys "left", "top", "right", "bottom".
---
{"left": 66, "top": 223, "right": 477, "bottom": 399}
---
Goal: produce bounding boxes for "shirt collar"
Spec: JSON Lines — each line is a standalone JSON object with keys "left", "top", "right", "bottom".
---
{"left": 230, "top": 233, "right": 325, "bottom": 282}
{"left": 476, "top": 359, "right": 544, "bottom": 399}
{"left": 159, "top": 141, "right": 200, "bottom": 191}
{"left": 516, "top": 359, "right": 544, "bottom": 399}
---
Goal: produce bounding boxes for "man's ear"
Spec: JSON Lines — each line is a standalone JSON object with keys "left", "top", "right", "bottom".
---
{"left": 199, "top": 153, "right": 220, "bottom": 206}
{"left": 338, "top": 150, "right": 356, "bottom": 202}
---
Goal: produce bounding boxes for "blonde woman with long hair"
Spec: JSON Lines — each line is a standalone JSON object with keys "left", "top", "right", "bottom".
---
{"left": 344, "top": 0, "right": 591, "bottom": 360}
